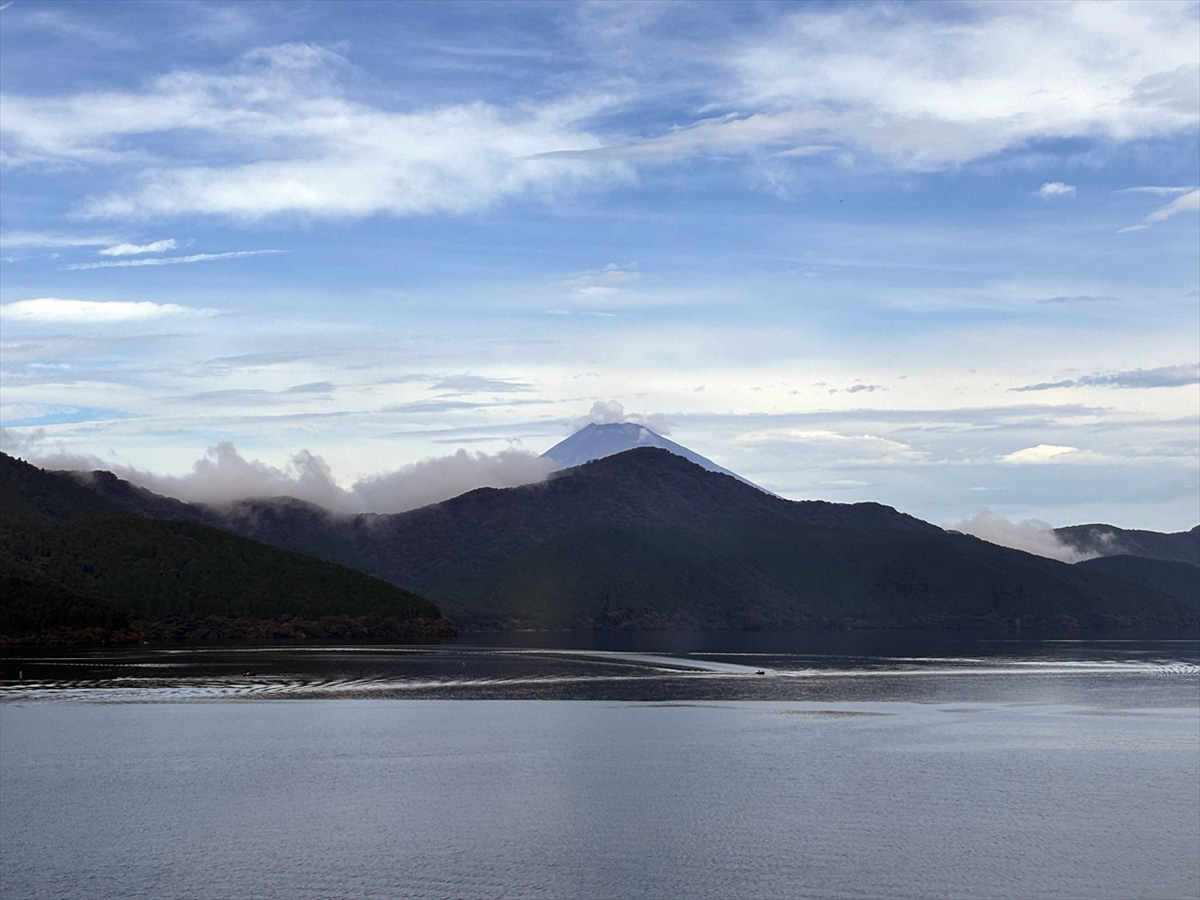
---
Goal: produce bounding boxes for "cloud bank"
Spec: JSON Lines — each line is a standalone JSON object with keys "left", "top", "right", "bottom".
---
{"left": 349, "top": 449, "right": 553, "bottom": 513}
{"left": 4, "top": 437, "right": 553, "bottom": 514}
{"left": 954, "top": 510, "right": 1095, "bottom": 563}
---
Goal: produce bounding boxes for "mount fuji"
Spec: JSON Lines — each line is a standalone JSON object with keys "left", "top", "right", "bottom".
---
{"left": 542, "top": 422, "right": 757, "bottom": 488}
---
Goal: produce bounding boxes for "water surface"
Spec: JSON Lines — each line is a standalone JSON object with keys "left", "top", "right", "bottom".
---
{"left": 2, "top": 632, "right": 1197, "bottom": 900}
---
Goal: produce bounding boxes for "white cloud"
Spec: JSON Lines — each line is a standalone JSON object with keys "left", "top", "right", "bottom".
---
{"left": 65, "top": 249, "right": 283, "bottom": 269}
{"left": 725, "top": 2, "right": 1199, "bottom": 169}
{"left": 1118, "top": 188, "right": 1200, "bottom": 232}
{"left": 738, "top": 428, "right": 929, "bottom": 467}
{"left": 4, "top": 4, "right": 1194, "bottom": 222}
{"left": 1001, "top": 444, "right": 1085, "bottom": 465}
{"left": 953, "top": 510, "right": 1094, "bottom": 563}
{"left": 2, "top": 6, "right": 134, "bottom": 48}
{"left": 563, "top": 263, "right": 641, "bottom": 302}
{"left": 1140, "top": 188, "right": 1200, "bottom": 223}
{"left": 1037, "top": 181, "right": 1076, "bottom": 199}
{"left": 0, "top": 231, "right": 118, "bottom": 249}
{"left": 179, "top": 2, "right": 258, "bottom": 43}
{"left": 9, "top": 438, "right": 552, "bottom": 514}
{"left": 0, "top": 297, "right": 214, "bottom": 323}
{"left": 433, "top": 375, "right": 533, "bottom": 394}
{"left": 533, "top": 111, "right": 819, "bottom": 162}
{"left": 1115, "top": 185, "right": 1196, "bottom": 196}
{"left": 349, "top": 448, "right": 553, "bottom": 513}
{"left": 1, "top": 43, "right": 627, "bottom": 220}
{"left": 576, "top": 400, "right": 672, "bottom": 434}
{"left": 98, "top": 238, "right": 178, "bottom": 256}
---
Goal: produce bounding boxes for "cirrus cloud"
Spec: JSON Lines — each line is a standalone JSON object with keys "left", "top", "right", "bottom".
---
{"left": 2, "top": 2, "right": 1196, "bottom": 223}
{"left": 65, "top": 249, "right": 283, "bottom": 269}
{"left": 726, "top": 2, "right": 1199, "bottom": 170}
{"left": 2, "top": 43, "right": 626, "bottom": 221}
{"left": 1118, "top": 188, "right": 1200, "bottom": 232}
{"left": 98, "top": 238, "right": 178, "bottom": 256}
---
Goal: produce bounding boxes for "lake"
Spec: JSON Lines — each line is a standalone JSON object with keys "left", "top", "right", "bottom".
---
{"left": 2, "top": 631, "right": 1198, "bottom": 899}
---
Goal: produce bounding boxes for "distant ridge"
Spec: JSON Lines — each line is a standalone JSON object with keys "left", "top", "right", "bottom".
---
{"left": 1058, "top": 522, "right": 1199, "bottom": 610}
{"left": 6, "top": 448, "right": 1195, "bottom": 634}
{"left": 1056, "top": 523, "right": 1200, "bottom": 567}
{"left": 1076, "top": 555, "right": 1200, "bottom": 610}
{"left": 542, "top": 422, "right": 759, "bottom": 488}
{"left": 144, "top": 447, "right": 1192, "bottom": 632}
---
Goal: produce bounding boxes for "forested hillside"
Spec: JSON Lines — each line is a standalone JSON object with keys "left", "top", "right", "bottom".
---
{"left": 0, "top": 453, "right": 453, "bottom": 645}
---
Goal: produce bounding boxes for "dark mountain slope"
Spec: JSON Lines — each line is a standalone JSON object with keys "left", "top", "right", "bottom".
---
{"left": 215, "top": 495, "right": 380, "bottom": 575}
{"left": 64, "top": 468, "right": 210, "bottom": 523}
{"left": 197, "top": 449, "right": 1192, "bottom": 630}
{"left": 0, "top": 453, "right": 453, "bottom": 643}
{"left": 214, "top": 448, "right": 940, "bottom": 588}
{"left": 1077, "top": 555, "right": 1199, "bottom": 610}
{"left": 16, "top": 448, "right": 1192, "bottom": 632}
{"left": 426, "top": 521, "right": 1194, "bottom": 630}
{"left": 0, "top": 519, "right": 444, "bottom": 623}
{"left": 1056, "top": 523, "right": 1200, "bottom": 566}
{"left": 0, "top": 575, "right": 139, "bottom": 647}
{"left": 0, "top": 452, "right": 132, "bottom": 525}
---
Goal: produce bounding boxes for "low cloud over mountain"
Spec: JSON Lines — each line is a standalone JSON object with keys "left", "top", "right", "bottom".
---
{"left": 1, "top": 435, "right": 552, "bottom": 514}
{"left": 953, "top": 510, "right": 1096, "bottom": 564}
{"left": 573, "top": 400, "right": 672, "bottom": 435}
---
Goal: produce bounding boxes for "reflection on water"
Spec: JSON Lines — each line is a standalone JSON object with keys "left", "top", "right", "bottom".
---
{"left": 2, "top": 629, "right": 1197, "bottom": 704}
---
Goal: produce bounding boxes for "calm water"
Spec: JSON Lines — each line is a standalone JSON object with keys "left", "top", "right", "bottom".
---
{"left": 2, "top": 631, "right": 1198, "bottom": 899}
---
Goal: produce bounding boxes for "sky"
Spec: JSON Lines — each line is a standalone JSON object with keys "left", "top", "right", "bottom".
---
{"left": 1, "top": 0, "right": 1198, "bottom": 533}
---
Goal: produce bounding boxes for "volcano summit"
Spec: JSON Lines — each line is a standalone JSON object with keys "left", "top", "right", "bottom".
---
{"left": 542, "top": 421, "right": 757, "bottom": 488}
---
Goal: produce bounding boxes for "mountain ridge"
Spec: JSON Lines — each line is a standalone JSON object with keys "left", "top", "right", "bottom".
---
{"left": 41, "top": 447, "right": 1189, "bottom": 632}
{"left": 1057, "top": 523, "right": 1200, "bottom": 567}
{"left": 205, "top": 448, "right": 944, "bottom": 591}
{"left": 7, "top": 448, "right": 1195, "bottom": 633}
{"left": 1076, "top": 555, "right": 1199, "bottom": 611}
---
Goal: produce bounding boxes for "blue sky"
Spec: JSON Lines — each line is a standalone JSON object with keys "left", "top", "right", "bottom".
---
{"left": 1, "top": 0, "right": 1198, "bottom": 532}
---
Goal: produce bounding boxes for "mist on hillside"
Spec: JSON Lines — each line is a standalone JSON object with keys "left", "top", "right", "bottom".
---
{"left": 953, "top": 510, "right": 1098, "bottom": 563}
{"left": 1, "top": 431, "right": 552, "bottom": 515}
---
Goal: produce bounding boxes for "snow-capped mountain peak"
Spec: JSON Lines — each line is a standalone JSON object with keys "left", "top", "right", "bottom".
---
{"left": 541, "top": 422, "right": 758, "bottom": 488}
